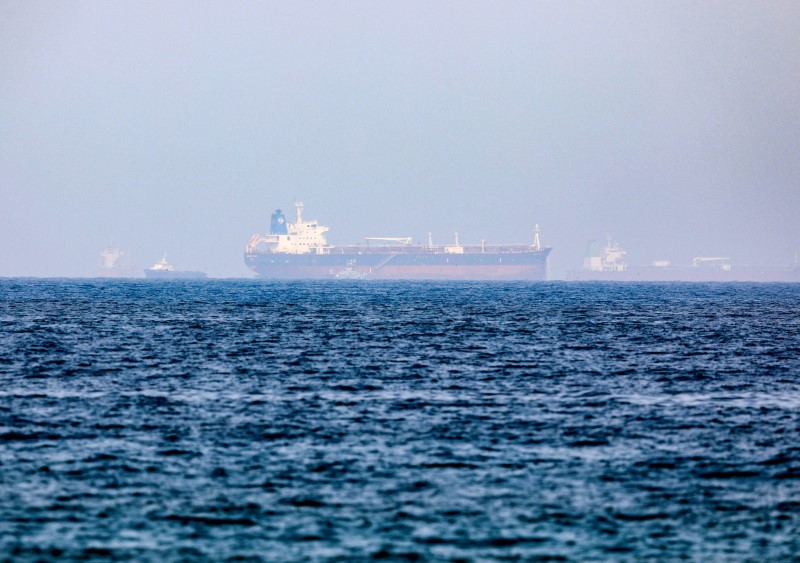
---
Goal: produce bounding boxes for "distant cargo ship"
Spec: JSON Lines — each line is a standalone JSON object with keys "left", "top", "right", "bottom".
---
{"left": 245, "top": 202, "right": 551, "bottom": 280}
{"left": 144, "top": 256, "right": 207, "bottom": 280}
{"left": 567, "top": 237, "right": 800, "bottom": 282}
{"left": 97, "top": 246, "right": 139, "bottom": 278}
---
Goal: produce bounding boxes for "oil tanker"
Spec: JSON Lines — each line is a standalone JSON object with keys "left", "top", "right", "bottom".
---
{"left": 245, "top": 202, "right": 551, "bottom": 280}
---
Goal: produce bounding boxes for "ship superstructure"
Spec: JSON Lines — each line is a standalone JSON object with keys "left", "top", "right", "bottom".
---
{"left": 246, "top": 202, "right": 330, "bottom": 255}
{"left": 583, "top": 236, "right": 627, "bottom": 272}
{"left": 97, "top": 246, "right": 139, "bottom": 278}
{"left": 245, "top": 202, "right": 551, "bottom": 280}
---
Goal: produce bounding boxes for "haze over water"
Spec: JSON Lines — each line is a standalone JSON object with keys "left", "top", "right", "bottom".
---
{"left": 2, "top": 1, "right": 799, "bottom": 277}
{"left": 2, "top": 279, "right": 799, "bottom": 560}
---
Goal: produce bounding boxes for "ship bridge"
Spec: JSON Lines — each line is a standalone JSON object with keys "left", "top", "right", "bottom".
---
{"left": 246, "top": 201, "right": 330, "bottom": 255}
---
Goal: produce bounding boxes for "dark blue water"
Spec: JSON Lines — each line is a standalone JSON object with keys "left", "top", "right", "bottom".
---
{"left": 1, "top": 280, "right": 799, "bottom": 561}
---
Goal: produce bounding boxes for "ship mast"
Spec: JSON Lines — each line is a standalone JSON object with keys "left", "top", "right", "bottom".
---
{"left": 294, "top": 201, "right": 304, "bottom": 224}
{"left": 533, "top": 224, "right": 541, "bottom": 251}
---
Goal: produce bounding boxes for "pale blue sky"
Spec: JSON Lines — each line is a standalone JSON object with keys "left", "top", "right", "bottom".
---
{"left": 1, "top": 1, "right": 798, "bottom": 277}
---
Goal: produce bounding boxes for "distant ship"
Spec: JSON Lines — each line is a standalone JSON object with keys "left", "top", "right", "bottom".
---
{"left": 567, "top": 237, "right": 800, "bottom": 282}
{"left": 97, "top": 246, "right": 139, "bottom": 278}
{"left": 144, "top": 256, "right": 207, "bottom": 280}
{"left": 245, "top": 202, "right": 551, "bottom": 280}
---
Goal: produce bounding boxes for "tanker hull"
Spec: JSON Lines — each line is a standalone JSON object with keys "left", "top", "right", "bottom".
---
{"left": 246, "top": 249, "right": 550, "bottom": 281}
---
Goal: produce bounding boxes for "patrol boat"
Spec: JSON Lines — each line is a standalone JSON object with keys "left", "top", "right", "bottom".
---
{"left": 144, "top": 256, "right": 207, "bottom": 280}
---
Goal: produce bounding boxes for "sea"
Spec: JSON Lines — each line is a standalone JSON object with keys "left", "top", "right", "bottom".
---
{"left": 1, "top": 279, "right": 799, "bottom": 562}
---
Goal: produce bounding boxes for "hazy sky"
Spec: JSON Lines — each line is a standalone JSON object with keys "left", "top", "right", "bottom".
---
{"left": 2, "top": 1, "right": 799, "bottom": 277}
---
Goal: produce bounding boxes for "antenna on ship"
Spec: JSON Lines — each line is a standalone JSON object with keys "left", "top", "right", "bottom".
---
{"left": 294, "top": 201, "right": 304, "bottom": 224}
{"left": 428, "top": 232, "right": 433, "bottom": 248}
{"left": 454, "top": 232, "right": 460, "bottom": 246}
{"left": 533, "top": 224, "right": 541, "bottom": 251}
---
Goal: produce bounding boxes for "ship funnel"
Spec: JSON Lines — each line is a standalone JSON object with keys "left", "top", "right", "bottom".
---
{"left": 270, "top": 209, "right": 288, "bottom": 235}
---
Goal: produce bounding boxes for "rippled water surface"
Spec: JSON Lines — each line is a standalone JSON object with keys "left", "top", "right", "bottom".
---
{"left": 1, "top": 280, "right": 799, "bottom": 561}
